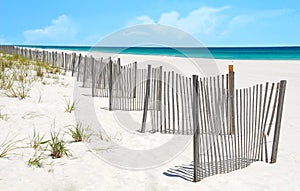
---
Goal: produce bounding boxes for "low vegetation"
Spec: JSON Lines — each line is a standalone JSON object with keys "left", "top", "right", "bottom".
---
{"left": 30, "top": 129, "right": 49, "bottom": 150}
{"left": 27, "top": 152, "right": 44, "bottom": 168}
{"left": 0, "top": 107, "right": 8, "bottom": 121}
{"left": 0, "top": 133, "right": 21, "bottom": 158}
{"left": 49, "top": 128, "right": 71, "bottom": 159}
{"left": 68, "top": 122, "right": 92, "bottom": 142}
{"left": 0, "top": 52, "right": 64, "bottom": 99}
{"left": 64, "top": 99, "right": 77, "bottom": 113}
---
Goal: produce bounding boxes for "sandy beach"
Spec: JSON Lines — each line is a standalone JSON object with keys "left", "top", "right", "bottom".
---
{"left": 0, "top": 50, "right": 300, "bottom": 191}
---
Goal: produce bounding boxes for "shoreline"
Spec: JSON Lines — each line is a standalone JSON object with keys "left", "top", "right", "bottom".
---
{"left": 18, "top": 46, "right": 300, "bottom": 62}
{"left": 22, "top": 46, "right": 300, "bottom": 89}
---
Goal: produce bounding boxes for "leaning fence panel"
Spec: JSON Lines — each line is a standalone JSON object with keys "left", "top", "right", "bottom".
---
{"left": 191, "top": 76, "right": 287, "bottom": 182}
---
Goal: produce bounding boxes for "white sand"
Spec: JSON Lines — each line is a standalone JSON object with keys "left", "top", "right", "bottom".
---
{"left": 0, "top": 51, "right": 300, "bottom": 191}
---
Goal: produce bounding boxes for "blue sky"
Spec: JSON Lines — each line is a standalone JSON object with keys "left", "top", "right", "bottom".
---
{"left": 0, "top": 0, "right": 299, "bottom": 46}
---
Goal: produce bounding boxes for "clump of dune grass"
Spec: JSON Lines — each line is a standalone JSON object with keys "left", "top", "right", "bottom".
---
{"left": 0, "top": 107, "right": 8, "bottom": 121}
{"left": 65, "top": 99, "right": 77, "bottom": 113}
{"left": 30, "top": 129, "right": 49, "bottom": 150}
{"left": 0, "top": 133, "right": 21, "bottom": 158}
{"left": 28, "top": 129, "right": 48, "bottom": 168}
{"left": 49, "top": 128, "right": 71, "bottom": 159}
{"left": 3, "top": 65, "right": 33, "bottom": 99}
{"left": 35, "top": 66, "right": 44, "bottom": 78}
{"left": 46, "top": 65, "right": 61, "bottom": 74}
{"left": 68, "top": 122, "right": 92, "bottom": 142}
{"left": 5, "top": 79, "right": 33, "bottom": 99}
{"left": 27, "top": 151, "right": 44, "bottom": 168}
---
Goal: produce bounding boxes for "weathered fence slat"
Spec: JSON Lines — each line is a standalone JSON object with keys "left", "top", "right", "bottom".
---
{"left": 141, "top": 65, "right": 152, "bottom": 133}
{"left": 192, "top": 75, "right": 200, "bottom": 182}
{"left": 270, "top": 80, "right": 287, "bottom": 163}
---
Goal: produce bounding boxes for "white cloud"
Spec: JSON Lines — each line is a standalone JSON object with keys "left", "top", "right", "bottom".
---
{"left": 158, "top": 6, "right": 229, "bottom": 35}
{"left": 127, "top": 15, "right": 155, "bottom": 26}
{"left": 130, "top": 6, "right": 230, "bottom": 36}
{"left": 136, "top": 16, "right": 155, "bottom": 24}
{"left": 23, "top": 14, "right": 77, "bottom": 44}
{"left": 229, "top": 15, "right": 254, "bottom": 26}
{"left": 219, "top": 8, "right": 295, "bottom": 38}
{"left": 219, "top": 15, "right": 254, "bottom": 37}
{"left": 129, "top": 6, "right": 298, "bottom": 45}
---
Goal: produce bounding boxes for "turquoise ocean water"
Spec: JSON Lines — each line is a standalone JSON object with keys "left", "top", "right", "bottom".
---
{"left": 19, "top": 45, "right": 300, "bottom": 60}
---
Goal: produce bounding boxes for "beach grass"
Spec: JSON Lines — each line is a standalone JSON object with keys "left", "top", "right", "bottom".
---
{"left": 64, "top": 99, "right": 77, "bottom": 113}
{"left": 0, "top": 107, "right": 8, "bottom": 121}
{"left": 27, "top": 151, "right": 44, "bottom": 168}
{"left": 0, "top": 52, "right": 64, "bottom": 99}
{"left": 30, "top": 129, "right": 49, "bottom": 151}
{"left": 49, "top": 128, "right": 71, "bottom": 159}
{"left": 68, "top": 122, "right": 92, "bottom": 142}
{"left": 0, "top": 133, "right": 21, "bottom": 158}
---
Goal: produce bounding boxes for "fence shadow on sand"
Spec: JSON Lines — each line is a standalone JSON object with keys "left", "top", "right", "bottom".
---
{"left": 164, "top": 158, "right": 253, "bottom": 182}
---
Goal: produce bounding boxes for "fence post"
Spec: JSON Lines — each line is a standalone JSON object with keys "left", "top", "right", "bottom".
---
{"left": 61, "top": 52, "right": 64, "bottom": 68}
{"left": 228, "top": 65, "right": 235, "bottom": 134}
{"left": 157, "top": 66, "right": 163, "bottom": 111}
{"left": 108, "top": 58, "right": 113, "bottom": 111}
{"left": 270, "top": 80, "right": 287, "bottom": 163}
{"left": 91, "top": 57, "right": 95, "bottom": 97}
{"left": 141, "top": 65, "right": 152, "bottom": 133}
{"left": 64, "top": 53, "right": 68, "bottom": 72}
{"left": 82, "top": 56, "right": 88, "bottom": 86}
{"left": 71, "top": 53, "right": 76, "bottom": 76}
{"left": 76, "top": 54, "right": 82, "bottom": 81}
{"left": 133, "top": 61, "right": 137, "bottom": 98}
{"left": 42, "top": 51, "right": 45, "bottom": 62}
{"left": 192, "top": 75, "right": 200, "bottom": 182}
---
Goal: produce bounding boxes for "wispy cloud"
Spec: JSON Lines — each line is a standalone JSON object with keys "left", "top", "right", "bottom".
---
{"left": 220, "top": 8, "right": 296, "bottom": 38}
{"left": 127, "top": 15, "right": 155, "bottom": 26}
{"left": 158, "top": 6, "right": 230, "bottom": 35}
{"left": 130, "top": 6, "right": 298, "bottom": 45}
{"left": 129, "top": 6, "right": 230, "bottom": 36}
{"left": 255, "top": 8, "right": 297, "bottom": 18}
{"left": 219, "top": 15, "right": 254, "bottom": 37}
{"left": 23, "top": 14, "right": 77, "bottom": 44}
{"left": 136, "top": 16, "right": 155, "bottom": 24}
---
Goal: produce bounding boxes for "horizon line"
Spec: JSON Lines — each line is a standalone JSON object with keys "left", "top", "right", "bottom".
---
{"left": 8, "top": 44, "right": 300, "bottom": 48}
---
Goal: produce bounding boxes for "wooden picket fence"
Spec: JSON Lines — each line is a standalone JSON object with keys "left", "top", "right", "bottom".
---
{"left": 139, "top": 63, "right": 287, "bottom": 182}
{"left": 191, "top": 76, "right": 286, "bottom": 181}
{"left": 0, "top": 45, "right": 287, "bottom": 183}
{"left": 144, "top": 67, "right": 194, "bottom": 134}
